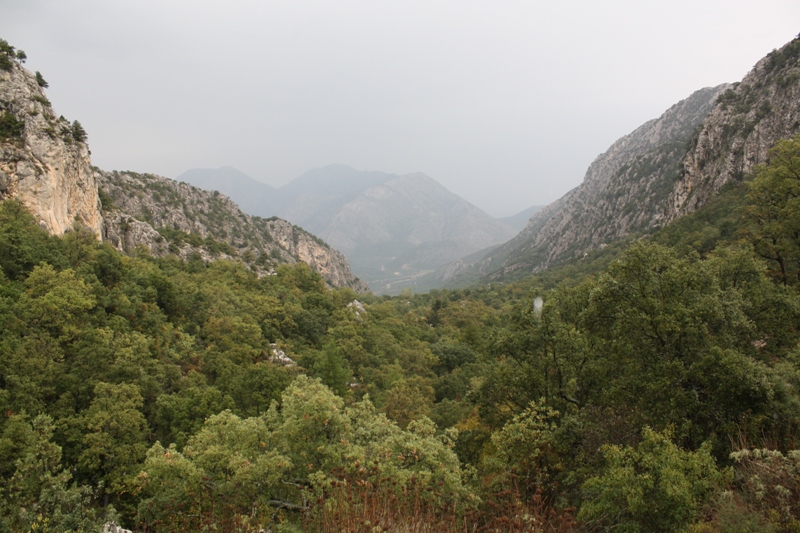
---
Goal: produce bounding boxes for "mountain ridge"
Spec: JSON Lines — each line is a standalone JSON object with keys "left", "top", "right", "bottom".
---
{"left": 440, "top": 36, "right": 800, "bottom": 286}
{"left": 0, "top": 52, "right": 367, "bottom": 292}
{"left": 180, "top": 164, "right": 517, "bottom": 293}
{"left": 440, "top": 84, "right": 729, "bottom": 283}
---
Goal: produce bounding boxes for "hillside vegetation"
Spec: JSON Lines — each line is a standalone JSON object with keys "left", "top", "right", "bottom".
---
{"left": 4, "top": 124, "right": 800, "bottom": 532}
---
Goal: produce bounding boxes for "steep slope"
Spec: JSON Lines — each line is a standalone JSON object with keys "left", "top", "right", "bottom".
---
{"left": 98, "top": 170, "right": 368, "bottom": 292}
{"left": 446, "top": 84, "right": 728, "bottom": 283}
{"left": 272, "top": 164, "right": 393, "bottom": 228}
{"left": 178, "top": 164, "right": 392, "bottom": 225}
{"left": 670, "top": 37, "right": 800, "bottom": 217}
{"left": 446, "top": 37, "right": 800, "bottom": 286}
{"left": 322, "top": 172, "right": 515, "bottom": 266}
{"left": 296, "top": 170, "right": 516, "bottom": 293}
{"left": 0, "top": 44, "right": 103, "bottom": 238}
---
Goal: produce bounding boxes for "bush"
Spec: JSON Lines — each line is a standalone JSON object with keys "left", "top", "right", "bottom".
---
{"left": 579, "top": 427, "right": 728, "bottom": 533}
{"left": 0, "top": 39, "right": 15, "bottom": 71}
{"left": 0, "top": 111, "right": 24, "bottom": 141}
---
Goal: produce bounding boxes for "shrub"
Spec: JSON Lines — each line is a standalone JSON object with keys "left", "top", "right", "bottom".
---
{"left": 579, "top": 427, "right": 728, "bottom": 533}
{"left": 0, "top": 111, "right": 24, "bottom": 141}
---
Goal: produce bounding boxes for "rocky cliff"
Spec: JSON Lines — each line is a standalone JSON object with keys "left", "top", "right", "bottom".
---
{"left": 98, "top": 170, "right": 368, "bottom": 292}
{"left": 0, "top": 43, "right": 103, "bottom": 238}
{"left": 0, "top": 42, "right": 367, "bottom": 293}
{"left": 444, "top": 37, "right": 800, "bottom": 285}
{"left": 451, "top": 84, "right": 727, "bottom": 282}
{"left": 670, "top": 37, "right": 800, "bottom": 218}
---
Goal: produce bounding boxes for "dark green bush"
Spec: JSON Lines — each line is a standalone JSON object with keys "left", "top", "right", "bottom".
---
{"left": 0, "top": 111, "right": 24, "bottom": 141}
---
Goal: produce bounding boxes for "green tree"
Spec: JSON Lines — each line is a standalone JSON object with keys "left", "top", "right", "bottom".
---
{"left": 267, "top": 375, "right": 351, "bottom": 479}
{"left": 311, "top": 341, "right": 351, "bottom": 396}
{"left": 0, "top": 111, "right": 24, "bottom": 142}
{"left": 80, "top": 382, "right": 149, "bottom": 500}
{"left": 0, "top": 39, "right": 14, "bottom": 71}
{"left": 579, "top": 427, "right": 727, "bottom": 533}
{"left": 486, "top": 400, "right": 564, "bottom": 499}
{"left": 152, "top": 371, "right": 235, "bottom": 449}
{"left": 138, "top": 411, "right": 290, "bottom": 531}
{"left": 0, "top": 200, "right": 66, "bottom": 280}
{"left": 746, "top": 133, "right": 800, "bottom": 284}
{"left": 382, "top": 377, "right": 435, "bottom": 429}
{"left": 1, "top": 415, "right": 105, "bottom": 532}
{"left": 35, "top": 70, "right": 48, "bottom": 88}
{"left": 71, "top": 120, "right": 87, "bottom": 143}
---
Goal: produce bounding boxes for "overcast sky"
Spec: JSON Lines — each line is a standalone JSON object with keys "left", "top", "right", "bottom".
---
{"left": 2, "top": 1, "right": 799, "bottom": 216}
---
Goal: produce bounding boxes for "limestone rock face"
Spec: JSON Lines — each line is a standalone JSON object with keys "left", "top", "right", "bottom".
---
{"left": 0, "top": 59, "right": 102, "bottom": 238}
{"left": 451, "top": 84, "right": 727, "bottom": 282}
{"left": 444, "top": 38, "right": 800, "bottom": 286}
{"left": 264, "top": 217, "right": 369, "bottom": 292}
{"left": 103, "top": 211, "right": 170, "bottom": 257}
{"left": 98, "top": 170, "right": 368, "bottom": 292}
{"left": 669, "top": 38, "right": 800, "bottom": 218}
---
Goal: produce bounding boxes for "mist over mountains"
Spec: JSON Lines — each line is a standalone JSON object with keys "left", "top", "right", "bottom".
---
{"left": 5, "top": 26, "right": 800, "bottom": 533}
{"left": 178, "top": 165, "right": 522, "bottom": 293}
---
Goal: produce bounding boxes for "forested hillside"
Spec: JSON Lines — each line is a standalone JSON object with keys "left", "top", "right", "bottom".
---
{"left": 4, "top": 125, "right": 800, "bottom": 531}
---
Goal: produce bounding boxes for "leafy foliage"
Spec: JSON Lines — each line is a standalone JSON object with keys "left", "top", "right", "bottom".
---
{"left": 0, "top": 111, "right": 24, "bottom": 142}
{"left": 580, "top": 427, "right": 727, "bottom": 533}
{"left": 35, "top": 70, "right": 48, "bottom": 88}
{"left": 3, "top": 134, "right": 800, "bottom": 530}
{"left": 747, "top": 133, "right": 800, "bottom": 284}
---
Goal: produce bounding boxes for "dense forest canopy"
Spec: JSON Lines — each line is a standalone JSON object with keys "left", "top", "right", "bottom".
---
{"left": 2, "top": 134, "right": 800, "bottom": 532}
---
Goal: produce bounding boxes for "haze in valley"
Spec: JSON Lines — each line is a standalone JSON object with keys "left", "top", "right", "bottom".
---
{"left": 1, "top": 0, "right": 798, "bottom": 216}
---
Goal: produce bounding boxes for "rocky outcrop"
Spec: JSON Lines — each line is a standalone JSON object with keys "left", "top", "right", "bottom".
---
{"left": 98, "top": 170, "right": 368, "bottom": 292}
{"left": 444, "top": 38, "right": 800, "bottom": 286}
{"left": 264, "top": 217, "right": 369, "bottom": 292}
{"left": 0, "top": 49, "right": 102, "bottom": 238}
{"left": 669, "top": 37, "right": 800, "bottom": 218}
{"left": 453, "top": 84, "right": 727, "bottom": 282}
{"left": 102, "top": 211, "right": 170, "bottom": 257}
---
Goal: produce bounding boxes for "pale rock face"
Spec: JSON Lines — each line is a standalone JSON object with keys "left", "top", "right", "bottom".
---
{"left": 0, "top": 54, "right": 371, "bottom": 293}
{"left": 443, "top": 38, "right": 800, "bottom": 286}
{"left": 669, "top": 39, "right": 800, "bottom": 218}
{"left": 0, "top": 61, "right": 102, "bottom": 238}
{"left": 103, "top": 211, "right": 170, "bottom": 257}
{"left": 451, "top": 84, "right": 727, "bottom": 282}
{"left": 265, "top": 217, "right": 369, "bottom": 292}
{"left": 98, "top": 169, "right": 368, "bottom": 292}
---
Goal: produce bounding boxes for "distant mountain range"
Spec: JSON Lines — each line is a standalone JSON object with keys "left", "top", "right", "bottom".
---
{"left": 176, "top": 38, "right": 800, "bottom": 295}
{"left": 178, "top": 165, "right": 528, "bottom": 294}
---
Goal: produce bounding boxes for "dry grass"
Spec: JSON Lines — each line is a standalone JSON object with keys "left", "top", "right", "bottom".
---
{"left": 303, "top": 470, "right": 576, "bottom": 533}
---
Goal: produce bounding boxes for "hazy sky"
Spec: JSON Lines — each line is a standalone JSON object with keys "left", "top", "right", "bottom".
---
{"left": 2, "top": 1, "right": 799, "bottom": 216}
